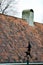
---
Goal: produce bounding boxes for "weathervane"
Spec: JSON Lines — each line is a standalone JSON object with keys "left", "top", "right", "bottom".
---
{"left": 25, "top": 41, "right": 32, "bottom": 65}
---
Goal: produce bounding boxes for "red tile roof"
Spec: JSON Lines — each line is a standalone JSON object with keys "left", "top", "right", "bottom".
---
{"left": 0, "top": 14, "right": 43, "bottom": 63}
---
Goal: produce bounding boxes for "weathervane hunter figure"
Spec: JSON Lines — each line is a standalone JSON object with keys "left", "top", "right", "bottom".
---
{"left": 25, "top": 41, "right": 32, "bottom": 65}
